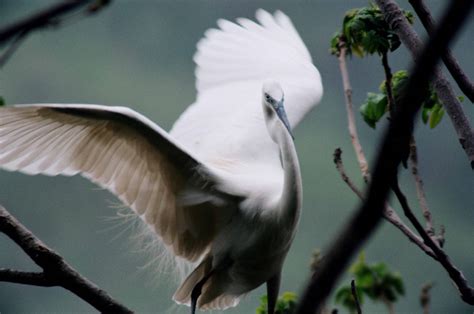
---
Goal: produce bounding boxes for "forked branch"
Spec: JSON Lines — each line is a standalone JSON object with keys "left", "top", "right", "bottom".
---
{"left": 375, "top": 0, "right": 474, "bottom": 168}
{"left": 0, "top": 205, "right": 133, "bottom": 313}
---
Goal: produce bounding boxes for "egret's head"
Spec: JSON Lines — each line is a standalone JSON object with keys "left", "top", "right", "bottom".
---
{"left": 262, "top": 81, "right": 293, "bottom": 141}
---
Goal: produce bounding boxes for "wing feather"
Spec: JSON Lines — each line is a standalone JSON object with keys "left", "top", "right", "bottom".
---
{"left": 0, "top": 104, "right": 237, "bottom": 262}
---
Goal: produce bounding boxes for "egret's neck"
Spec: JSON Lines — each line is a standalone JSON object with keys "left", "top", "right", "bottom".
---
{"left": 274, "top": 123, "right": 302, "bottom": 228}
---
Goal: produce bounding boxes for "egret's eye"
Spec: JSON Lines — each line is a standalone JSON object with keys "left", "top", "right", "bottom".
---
{"left": 265, "top": 93, "right": 271, "bottom": 100}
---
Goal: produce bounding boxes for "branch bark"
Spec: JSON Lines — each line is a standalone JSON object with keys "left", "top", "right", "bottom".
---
{"left": 0, "top": 0, "right": 111, "bottom": 68}
{"left": 0, "top": 205, "right": 133, "bottom": 313}
{"left": 375, "top": 0, "right": 474, "bottom": 168}
{"left": 295, "top": 1, "right": 473, "bottom": 312}
{"left": 337, "top": 41, "right": 370, "bottom": 182}
{"left": 391, "top": 182, "right": 474, "bottom": 304}
{"left": 333, "top": 148, "right": 435, "bottom": 259}
{"left": 408, "top": 0, "right": 474, "bottom": 102}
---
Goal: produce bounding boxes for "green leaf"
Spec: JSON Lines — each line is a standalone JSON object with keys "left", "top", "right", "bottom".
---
{"left": 429, "top": 104, "right": 444, "bottom": 128}
{"left": 336, "top": 5, "right": 414, "bottom": 57}
{"left": 0, "top": 96, "right": 5, "bottom": 107}
{"left": 360, "top": 92, "right": 388, "bottom": 128}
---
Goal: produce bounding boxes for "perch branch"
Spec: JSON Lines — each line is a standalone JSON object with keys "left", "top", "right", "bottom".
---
{"left": 375, "top": 0, "right": 474, "bottom": 168}
{"left": 408, "top": 0, "right": 474, "bottom": 102}
{"left": 391, "top": 182, "right": 474, "bottom": 304}
{"left": 0, "top": 205, "right": 133, "bottom": 313}
{"left": 295, "top": 1, "right": 473, "bottom": 312}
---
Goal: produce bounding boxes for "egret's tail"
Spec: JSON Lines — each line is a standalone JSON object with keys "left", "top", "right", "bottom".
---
{"left": 172, "top": 255, "right": 241, "bottom": 310}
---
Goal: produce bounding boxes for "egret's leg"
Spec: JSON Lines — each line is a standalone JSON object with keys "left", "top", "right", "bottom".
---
{"left": 190, "top": 269, "right": 215, "bottom": 314}
{"left": 266, "top": 273, "right": 281, "bottom": 314}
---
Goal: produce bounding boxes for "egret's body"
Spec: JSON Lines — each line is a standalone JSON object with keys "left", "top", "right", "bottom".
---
{"left": 0, "top": 9, "right": 322, "bottom": 312}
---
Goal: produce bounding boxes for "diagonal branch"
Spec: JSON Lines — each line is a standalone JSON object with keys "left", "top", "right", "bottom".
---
{"left": 375, "top": 0, "right": 474, "bottom": 168}
{"left": 295, "top": 1, "right": 473, "bottom": 312}
{"left": 337, "top": 40, "right": 370, "bottom": 183}
{"left": 408, "top": 138, "right": 435, "bottom": 237}
{"left": 0, "top": 0, "right": 112, "bottom": 68}
{"left": 333, "top": 148, "right": 435, "bottom": 259}
{"left": 391, "top": 181, "right": 474, "bottom": 304}
{"left": 408, "top": 0, "right": 474, "bottom": 102}
{"left": 0, "top": 205, "right": 133, "bottom": 313}
{"left": 335, "top": 43, "right": 436, "bottom": 258}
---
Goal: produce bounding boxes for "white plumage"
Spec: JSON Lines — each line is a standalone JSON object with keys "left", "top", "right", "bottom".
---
{"left": 0, "top": 9, "right": 322, "bottom": 312}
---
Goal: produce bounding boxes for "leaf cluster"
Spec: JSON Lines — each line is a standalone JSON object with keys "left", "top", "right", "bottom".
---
{"left": 0, "top": 96, "right": 4, "bottom": 107}
{"left": 360, "top": 70, "right": 445, "bottom": 128}
{"left": 335, "top": 254, "right": 405, "bottom": 312}
{"left": 330, "top": 4, "right": 414, "bottom": 57}
{"left": 256, "top": 292, "right": 297, "bottom": 314}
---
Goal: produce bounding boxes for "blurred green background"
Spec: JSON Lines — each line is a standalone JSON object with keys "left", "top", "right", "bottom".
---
{"left": 0, "top": 1, "right": 473, "bottom": 313}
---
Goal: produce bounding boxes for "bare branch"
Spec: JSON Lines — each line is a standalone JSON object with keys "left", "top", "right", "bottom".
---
{"left": 0, "top": 0, "right": 112, "bottom": 68}
{"left": 409, "top": 138, "right": 435, "bottom": 236}
{"left": 337, "top": 42, "right": 370, "bottom": 182}
{"left": 391, "top": 182, "right": 474, "bottom": 305}
{"left": 0, "top": 206, "right": 133, "bottom": 313}
{"left": 420, "top": 282, "right": 433, "bottom": 314}
{"left": 375, "top": 0, "right": 474, "bottom": 168}
{"left": 351, "top": 279, "right": 362, "bottom": 314}
{"left": 0, "top": 269, "right": 54, "bottom": 287}
{"left": 333, "top": 148, "right": 435, "bottom": 258}
{"left": 408, "top": 0, "right": 474, "bottom": 102}
{"left": 295, "top": 2, "right": 473, "bottom": 312}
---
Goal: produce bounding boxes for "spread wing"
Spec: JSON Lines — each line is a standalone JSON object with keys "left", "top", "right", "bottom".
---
{"left": 0, "top": 104, "right": 237, "bottom": 261}
{"left": 171, "top": 10, "right": 322, "bottom": 166}
{"left": 192, "top": 9, "right": 322, "bottom": 126}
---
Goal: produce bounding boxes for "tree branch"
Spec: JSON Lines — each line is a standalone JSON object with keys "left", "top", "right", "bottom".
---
{"left": 391, "top": 182, "right": 474, "bottom": 304}
{"left": 335, "top": 41, "right": 436, "bottom": 259}
{"left": 351, "top": 279, "right": 362, "bottom": 314}
{"left": 409, "top": 138, "right": 435, "bottom": 237}
{"left": 337, "top": 41, "right": 370, "bottom": 182}
{"left": 295, "top": 1, "right": 473, "bottom": 312}
{"left": 0, "top": 0, "right": 112, "bottom": 68}
{"left": 0, "top": 205, "right": 133, "bottom": 313}
{"left": 375, "top": 0, "right": 474, "bottom": 168}
{"left": 408, "top": 0, "right": 474, "bottom": 102}
{"left": 0, "top": 269, "right": 54, "bottom": 287}
{"left": 333, "top": 148, "right": 436, "bottom": 258}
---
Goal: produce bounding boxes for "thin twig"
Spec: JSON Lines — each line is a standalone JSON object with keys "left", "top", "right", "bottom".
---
{"left": 420, "top": 282, "right": 433, "bottom": 314}
{"left": 409, "top": 137, "right": 435, "bottom": 236}
{"left": 335, "top": 43, "right": 436, "bottom": 258}
{"left": 375, "top": 0, "right": 474, "bottom": 168}
{"left": 0, "top": 206, "right": 133, "bottom": 313}
{"left": 295, "top": 2, "right": 473, "bottom": 312}
{"left": 0, "top": 31, "right": 28, "bottom": 68}
{"left": 337, "top": 41, "right": 370, "bottom": 183}
{"left": 408, "top": 0, "right": 474, "bottom": 102}
{"left": 391, "top": 181, "right": 474, "bottom": 304}
{"left": 351, "top": 279, "right": 362, "bottom": 314}
{"left": 333, "top": 148, "right": 435, "bottom": 258}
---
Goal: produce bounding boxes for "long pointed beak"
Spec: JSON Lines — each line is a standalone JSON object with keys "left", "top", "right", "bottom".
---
{"left": 275, "top": 100, "right": 294, "bottom": 139}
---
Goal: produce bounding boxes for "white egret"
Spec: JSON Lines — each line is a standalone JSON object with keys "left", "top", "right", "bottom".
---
{"left": 0, "top": 9, "right": 322, "bottom": 313}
